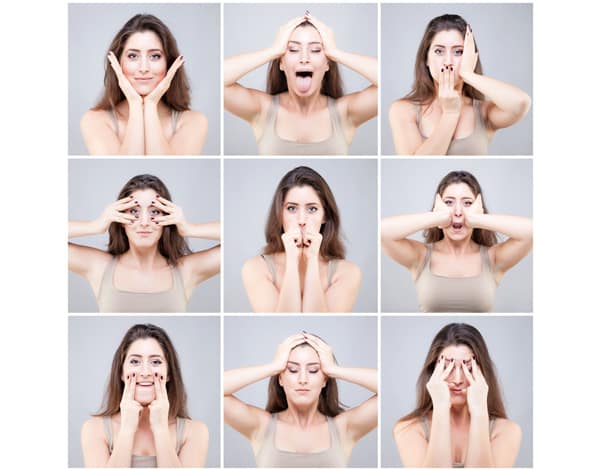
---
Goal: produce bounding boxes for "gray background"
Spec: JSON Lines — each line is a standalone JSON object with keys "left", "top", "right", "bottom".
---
{"left": 69, "top": 3, "right": 221, "bottom": 155}
{"left": 381, "top": 3, "right": 533, "bottom": 155}
{"left": 224, "top": 159, "right": 378, "bottom": 313}
{"left": 381, "top": 316, "right": 532, "bottom": 467}
{"left": 69, "top": 316, "right": 221, "bottom": 467}
{"left": 381, "top": 158, "right": 533, "bottom": 313}
{"left": 224, "top": 3, "right": 378, "bottom": 155}
{"left": 224, "top": 316, "right": 378, "bottom": 467}
{"left": 68, "top": 159, "right": 220, "bottom": 312}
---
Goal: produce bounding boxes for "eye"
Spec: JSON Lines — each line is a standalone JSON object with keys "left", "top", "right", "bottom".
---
{"left": 129, "top": 207, "right": 140, "bottom": 215}
{"left": 127, "top": 52, "right": 138, "bottom": 60}
{"left": 444, "top": 199, "right": 453, "bottom": 206}
{"left": 308, "top": 368, "right": 320, "bottom": 374}
{"left": 463, "top": 200, "right": 473, "bottom": 207}
{"left": 151, "top": 359, "right": 163, "bottom": 366}
{"left": 286, "top": 205, "right": 297, "bottom": 213}
{"left": 307, "top": 206, "right": 318, "bottom": 213}
{"left": 288, "top": 47, "right": 299, "bottom": 53}
{"left": 311, "top": 48, "right": 322, "bottom": 53}
{"left": 129, "top": 358, "right": 140, "bottom": 365}
{"left": 454, "top": 49, "right": 464, "bottom": 56}
{"left": 150, "top": 53, "right": 162, "bottom": 61}
{"left": 433, "top": 48, "right": 443, "bottom": 55}
{"left": 150, "top": 208, "right": 162, "bottom": 216}
{"left": 287, "top": 367, "right": 298, "bottom": 373}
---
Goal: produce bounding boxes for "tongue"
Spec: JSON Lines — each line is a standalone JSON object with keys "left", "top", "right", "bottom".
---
{"left": 296, "top": 75, "right": 312, "bottom": 93}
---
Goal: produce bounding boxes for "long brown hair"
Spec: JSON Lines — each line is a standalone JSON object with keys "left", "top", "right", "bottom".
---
{"left": 95, "top": 323, "right": 190, "bottom": 420}
{"left": 266, "top": 21, "right": 344, "bottom": 98}
{"left": 93, "top": 14, "right": 191, "bottom": 111}
{"left": 404, "top": 14, "right": 484, "bottom": 105}
{"left": 266, "top": 339, "right": 345, "bottom": 417}
{"left": 400, "top": 323, "right": 507, "bottom": 423}
{"left": 424, "top": 170, "right": 497, "bottom": 246}
{"left": 263, "top": 166, "right": 345, "bottom": 260}
{"left": 107, "top": 174, "right": 191, "bottom": 265}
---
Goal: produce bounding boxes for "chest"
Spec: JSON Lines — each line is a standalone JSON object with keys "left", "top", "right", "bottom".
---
{"left": 128, "top": 424, "right": 177, "bottom": 456}
{"left": 420, "top": 104, "right": 476, "bottom": 140}
{"left": 113, "top": 263, "right": 173, "bottom": 293}
{"left": 274, "top": 420, "right": 331, "bottom": 453}
{"left": 272, "top": 259, "right": 331, "bottom": 294}
{"left": 450, "top": 427, "right": 469, "bottom": 465}
{"left": 275, "top": 106, "right": 332, "bottom": 143}
{"left": 115, "top": 112, "right": 176, "bottom": 142}
{"left": 429, "top": 250, "right": 482, "bottom": 277}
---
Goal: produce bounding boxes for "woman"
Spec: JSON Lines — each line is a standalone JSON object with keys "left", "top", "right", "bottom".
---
{"left": 242, "top": 166, "right": 361, "bottom": 312}
{"left": 381, "top": 170, "right": 532, "bottom": 312}
{"left": 393, "top": 323, "right": 521, "bottom": 467}
{"left": 81, "top": 14, "right": 207, "bottom": 155}
{"left": 69, "top": 174, "right": 220, "bottom": 312}
{"left": 224, "top": 13, "right": 377, "bottom": 155}
{"left": 81, "top": 323, "right": 209, "bottom": 467}
{"left": 388, "top": 14, "right": 530, "bottom": 155}
{"left": 224, "top": 332, "right": 377, "bottom": 467}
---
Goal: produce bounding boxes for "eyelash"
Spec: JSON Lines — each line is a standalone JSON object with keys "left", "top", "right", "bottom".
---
{"left": 286, "top": 206, "right": 318, "bottom": 213}
{"left": 126, "top": 53, "right": 163, "bottom": 61}
{"left": 287, "top": 368, "right": 319, "bottom": 374}
{"left": 128, "top": 359, "right": 163, "bottom": 366}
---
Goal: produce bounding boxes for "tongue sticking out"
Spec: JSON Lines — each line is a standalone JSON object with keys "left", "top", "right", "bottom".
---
{"left": 295, "top": 71, "right": 313, "bottom": 93}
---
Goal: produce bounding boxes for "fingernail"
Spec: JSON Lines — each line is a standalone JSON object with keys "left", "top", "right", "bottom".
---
{"left": 441, "top": 68, "right": 444, "bottom": 72}
{"left": 450, "top": 66, "right": 454, "bottom": 71}
{"left": 151, "top": 201, "right": 154, "bottom": 205}
{"left": 133, "top": 372, "right": 136, "bottom": 377}
{"left": 161, "top": 375, "right": 164, "bottom": 380}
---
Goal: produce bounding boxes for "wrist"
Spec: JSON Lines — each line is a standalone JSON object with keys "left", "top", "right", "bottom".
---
{"left": 326, "top": 48, "right": 342, "bottom": 63}
{"left": 176, "top": 222, "right": 190, "bottom": 237}
{"left": 460, "top": 70, "right": 477, "bottom": 82}
{"left": 151, "top": 424, "right": 170, "bottom": 438}
{"left": 324, "top": 364, "right": 341, "bottom": 378}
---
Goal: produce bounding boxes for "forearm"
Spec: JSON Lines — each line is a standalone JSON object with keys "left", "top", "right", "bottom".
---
{"left": 105, "top": 430, "right": 135, "bottom": 467}
{"left": 302, "top": 257, "right": 328, "bottom": 312}
{"left": 154, "top": 428, "right": 182, "bottom": 468}
{"left": 179, "top": 221, "right": 221, "bottom": 240}
{"left": 69, "top": 220, "right": 103, "bottom": 238}
{"left": 144, "top": 102, "right": 173, "bottom": 155}
{"left": 328, "top": 49, "right": 377, "bottom": 85}
{"left": 414, "top": 112, "right": 460, "bottom": 155}
{"left": 464, "top": 414, "right": 494, "bottom": 467}
{"left": 327, "top": 366, "right": 377, "bottom": 393}
{"left": 119, "top": 102, "right": 145, "bottom": 155}
{"left": 224, "top": 363, "right": 279, "bottom": 395}
{"left": 424, "top": 408, "right": 452, "bottom": 467}
{"left": 468, "top": 213, "right": 532, "bottom": 241}
{"left": 462, "top": 72, "right": 530, "bottom": 117}
{"left": 381, "top": 212, "right": 447, "bottom": 241}
{"left": 276, "top": 261, "right": 302, "bottom": 312}
{"left": 224, "top": 48, "right": 278, "bottom": 86}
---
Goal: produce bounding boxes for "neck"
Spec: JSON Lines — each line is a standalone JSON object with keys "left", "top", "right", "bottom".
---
{"left": 449, "top": 404, "right": 470, "bottom": 427}
{"left": 121, "top": 246, "right": 165, "bottom": 269}
{"left": 280, "top": 403, "right": 324, "bottom": 428}
{"left": 283, "top": 91, "right": 326, "bottom": 114}
{"left": 438, "top": 237, "right": 477, "bottom": 255}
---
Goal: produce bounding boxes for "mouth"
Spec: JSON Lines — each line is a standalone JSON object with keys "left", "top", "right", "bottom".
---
{"left": 136, "top": 382, "right": 154, "bottom": 387}
{"left": 135, "top": 77, "right": 153, "bottom": 81}
{"left": 451, "top": 223, "right": 464, "bottom": 230}
{"left": 295, "top": 388, "right": 310, "bottom": 393}
{"left": 295, "top": 70, "right": 314, "bottom": 93}
{"left": 137, "top": 231, "right": 153, "bottom": 235}
{"left": 450, "top": 387, "right": 464, "bottom": 394}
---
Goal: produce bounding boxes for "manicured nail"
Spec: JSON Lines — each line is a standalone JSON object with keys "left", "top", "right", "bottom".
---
{"left": 133, "top": 372, "right": 135, "bottom": 377}
{"left": 450, "top": 66, "right": 454, "bottom": 71}
{"left": 161, "top": 375, "right": 164, "bottom": 380}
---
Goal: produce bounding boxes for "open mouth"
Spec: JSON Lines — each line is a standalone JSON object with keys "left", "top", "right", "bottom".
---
{"left": 137, "top": 382, "right": 154, "bottom": 387}
{"left": 296, "top": 71, "right": 313, "bottom": 78}
{"left": 451, "top": 223, "right": 464, "bottom": 230}
{"left": 295, "top": 71, "right": 314, "bottom": 93}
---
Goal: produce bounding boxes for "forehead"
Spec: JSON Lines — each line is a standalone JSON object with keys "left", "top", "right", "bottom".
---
{"left": 125, "top": 337, "right": 165, "bottom": 357}
{"left": 430, "top": 29, "right": 464, "bottom": 48}
{"left": 289, "top": 25, "right": 322, "bottom": 44}
{"left": 284, "top": 185, "right": 322, "bottom": 204}
{"left": 441, "top": 182, "right": 475, "bottom": 199}
{"left": 440, "top": 344, "right": 473, "bottom": 361}
{"left": 288, "top": 345, "right": 320, "bottom": 363}
{"left": 129, "top": 188, "right": 157, "bottom": 205}
{"left": 123, "top": 30, "right": 164, "bottom": 50}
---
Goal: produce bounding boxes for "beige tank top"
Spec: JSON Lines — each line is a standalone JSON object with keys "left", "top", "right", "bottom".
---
{"left": 261, "top": 254, "right": 339, "bottom": 288}
{"left": 257, "top": 95, "right": 349, "bottom": 155}
{"left": 414, "top": 244, "right": 497, "bottom": 312}
{"left": 109, "top": 108, "right": 181, "bottom": 136}
{"left": 416, "top": 99, "right": 489, "bottom": 155}
{"left": 103, "top": 416, "right": 186, "bottom": 468}
{"left": 255, "top": 414, "right": 347, "bottom": 467}
{"left": 97, "top": 257, "right": 187, "bottom": 313}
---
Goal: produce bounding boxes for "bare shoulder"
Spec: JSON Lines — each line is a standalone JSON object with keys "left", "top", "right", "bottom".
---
{"left": 181, "top": 110, "right": 208, "bottom": 130}
{"left": 81, "top": 415, "right": 106, "bottom": 440}
{"left": 492, "top": 417, "right": 522, "bottom": 440}
{"left": 334, "top": 259, "right": 361, "bottom": 282}
{"left": 393, "top": 417, "right": 423, "bottom": 440}
{"left": 80, "top": 109, "right": 111, "bottom": 131}
{"left": 389, "top": 99, "right": 416, "bottom": 123}
{"left": 242, "top": 255, "right": 268, "bottom": 276}
{"left": 183, "top": 418, "right": 209, "bottom": 442}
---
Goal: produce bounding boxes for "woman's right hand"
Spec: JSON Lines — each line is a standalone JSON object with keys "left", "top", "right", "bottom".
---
{"left": 271, "top": 16, "right": 307, "bottom": 56}
{"left": 281, "top": 228, "right": 304, "bottom": 261}
{"left": 433, "top": 194, "right": 452, "bottom": 228}
{"left": 96, "top": 195, "right": 138, "bottom": 233}
{"left": 426, "top": 355, "right": 453, "bottom": 410}
{"left": 107, "top": 51, "right": 143, "bottom": 106}
{"left": 438, "top": 65, "right": 461, "bottom": 115}
{"left": 271, "top": 334, "right": 307, "bottom": 373}
{"left": 119, "top": 372, "right": 143, "bottom": 434}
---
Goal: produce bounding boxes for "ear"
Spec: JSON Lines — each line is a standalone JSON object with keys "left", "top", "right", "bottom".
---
{"left": 278, "top": 374, "right": 283, "bottom": 387}
{"left": 325, "top": 61, "right": 330, "bottom": 73}
{"left": 279, "top": 60, "right": 284, "bottom": 72}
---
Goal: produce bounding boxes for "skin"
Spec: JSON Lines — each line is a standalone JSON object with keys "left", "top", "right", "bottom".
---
{"left": 381, "top": 182, "right": 533, "bottom": 289}
{"left": 81, "top": 30, "right": 207, "bottom": 155}
{"left": 80, "top": 338, "right": 209, "bottom": 467}
{"left": 68, "top": 188, "right": 221, "bottom": 307}
{"left": 223, "top": 14, "right": 377, "bottom": 151}
{"left": 223, "top": 333, "right": 377, "bottom": 462}
{"left": 389, "top": 25, "right": 531, "bottom": 155}
{"left": 242, "top": 185, "right": 361, "bottom": 312}
{"left": 393, "top": 345, "right": 522, "bottom": 467}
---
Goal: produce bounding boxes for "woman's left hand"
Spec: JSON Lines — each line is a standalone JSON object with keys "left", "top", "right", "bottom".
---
{"left": 302, "top": 231, "right": 323, "bottom": 261}
{"left": 462, "top": 358, "right": 489, "bottom": 417}
{"left": 464, "top": 194, "right": 484, "bottom": 228}
{"left": 149, "top": 373, "right": 170, "bottom": 433}
{"left": 306, "top": 15, "right": 338, "bottom": 58}
{"left": 459, "top": 25, "right": 478, "bottom": 78}
{"left": 144, "top": 55, "right": 185, "bottom": 106}
{"left": 150, "top": 195, "right": 190, "bottom": 236}
{"left": 302, "top": 332, "right": 337, "bottom": 376}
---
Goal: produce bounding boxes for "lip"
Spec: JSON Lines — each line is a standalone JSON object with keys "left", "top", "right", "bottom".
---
{"left": 134, "top": 77, "right": 153, "bottom": 81}
{"left": 295, "top": 388, "right": 310, "bottom": 393}
{"left": 136, "top": 382, "right": 154, "bottom": 387}
{"left": 137, "top": 231, "right": 153, "bottom": 235}
{"left": 450, "top": 387, "right": 464, "bottom": 394}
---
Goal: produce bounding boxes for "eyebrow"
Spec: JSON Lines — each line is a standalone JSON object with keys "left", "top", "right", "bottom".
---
{"left": 285, "top": 201, "right": 321, "bottom": 206}
{"left": 287, "top": 361, "right": 321, "bottom": 366}
{"left": 287, "top": 41, "right": 323, "bottom": 46}
{"left": 125, "top": 48, "right": 164, "bottom": 53}
{"left": 127, "top": 353, "right": 165, "bottom": 359}
{"left": 432, "top": 44, "right": 464, "bottom": 49}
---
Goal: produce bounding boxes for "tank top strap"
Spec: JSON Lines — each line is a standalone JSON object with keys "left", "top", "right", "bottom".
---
{"left": 473, "top": 99, "right": 487, "bottom": 130}
{"left": 172, "top": 263, "right": 186, "bottom": 297}
{"left": 415, "top": 244, "right": 432, "bottom": 281}
{"left": 108, "top": 107, "right": 119, "bottom": 134}
{"left": 489, "top": 417, "right": 496, "bottom": 435}
{"left": 260, "top": 254, "right": 277, "bottom": 285}
{"left": 171, "top": 110, "right": 181, "bottom": 134}
{"left": 327, "top": 259, "right": 339, "bottom": 287}
{"left": 103, "top": 416, "right": 114, "bottom": 452}
{"left": 265, "top": 95, "right": 279, "bottom": 130}
{"left": 327, "top": 97, "right": 343, "bottom": 133}
{"left": 420, "top": 415, "right": 430, "bottom": 441}
{"left": 479, "top": 244, "right": 492, "bottom": 271}
{"left": 326, "top": 416, "right": 342, "bottom": 446}
{"left": 175, "top": 417, "right": 186, "bottom": 454}
{"left": 98, "top": 256, "right": 118, "bottom": 300}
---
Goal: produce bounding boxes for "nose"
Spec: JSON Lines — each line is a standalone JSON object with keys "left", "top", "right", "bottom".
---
{"left": 300, "top": 48, "right": 310, "bottom": 64}
{"left": 450, "top": 364, "right": 464, "bottom": 384}
{"left": 139, "top": 55, "right": 150, "bottom": 73}
{"left": 139, "top": 207, "right": 151, "bottom": 226}
{"left": 297, "top": 209, "right": 307, "bottom": 226}
{"left": 298, "top": 368, "right": 308, "bottom": 385}
{"left": 444, "top": 51, "right": 457, "bottom": 69}
{"left": 453, "top": 202, "right": 463, "bottom": 217}
{"left": 139, "top": 361, "right": 152, "bottom": 377}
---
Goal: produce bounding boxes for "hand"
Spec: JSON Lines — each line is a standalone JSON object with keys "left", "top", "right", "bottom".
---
{"left": 149, "top": 195, "right": 188, "bottom": 235}
{"left": 272, "top": 16, "right": 306, "bottom": 56}
{"left": 97, "top": 195, "right": 139, "bottom": 233}
{"left": 305, "top": 15, "right": 338, "bottom": 58}
{"left": 149, "top": 372, "right": 170, "bottom": 433}
{"left": 144, "top": 56, "right": 185, "bottom": 106}
{"left": 272, "top": 334, "right": 308, "bottom": 373}
{"left": 464, "top": 194, "right": 484, "bottom": 228}
{"left": 119, "top": 372, "right": 143, "bottom": 433}
{"left": 302, "top": 230, "right": 323, "bottom": 260}
{"left": 426, "top": 355, "right": 453, "bottom": 410}
{"left": 459, "top": 25, "right": 478, "bottom": 78}
{"left": 107, "top": 51, "right": 143, "bottom": 106}
{"left": 462, "top": 358, "right": 489, "bottom": 417}
{"left": 438, "top": 65, "right": 462, "bottom": 114}
{"left": 281, "top": 228, "right": 304, "bottom": 261}
{"left": 433, "top": 194, "right": 452, "bottom": 229}
{"left": 302, "top": 332, "right": 336, "bottom": 376}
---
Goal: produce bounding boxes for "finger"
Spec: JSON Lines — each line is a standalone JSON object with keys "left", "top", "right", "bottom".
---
{"left": 449, "top": 65, "right": 455, "bottom": 89}
{"left": 472, "top": 357, "right": 484, "bottom": 381}
{"left": 154, "top": 372, "right": 162, "bottom": 399}
{"left": 166, "top": 55, "right": 185, "bottom": 81}
{"left": 161, "top": 373, "right": 168, "bottom": 400}
{"left": 128, "top": 372, "right": 136, "bottom": 399}
{"left": 151, "top": 198, "right": 170, "bottom": 212}
{"left": 461, "top": 360, "right": 474, "bottom": 385}
{"left": 155, "top": 195, "right": 174, "bottom": 207}
{"left": 431, "top": 355, "right": 444, "bottom": 377}
{"left": 107, "top": 52, "right": 125, "bottom": 77}
{"left": 440, "top": 358, "right": 455, "bottom": 380}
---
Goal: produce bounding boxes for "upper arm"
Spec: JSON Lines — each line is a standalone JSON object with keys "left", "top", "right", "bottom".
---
{"left": 490, "top": 419, "right": 522, "bottom": 467}
{"left": 393, "top": 419, "right": 428, "bottom": 467}
{"left": 489, "top": 236, "right": 532, "bottom": 278}
{"left": 223, "top": 394, "right": 269, "bottom": 442}
{"left": 178, "top": 419, "right": 209, "bottom": 467}
{"left": 340, "top": 85, "right": 378, "bottom": 130}
{"left": 381, "top": 233, "right": 426, "bottom": 278}
{"left": 241, "top": 256, "right": 279, "bottom": 312}
{"left": 224, "top": 83, "right": 269, "bottom": 125}
{"left": 338, "top": 394, "right": 378, "bottom": 445}
{"left": 170, "top": 111, "right": 208, "bottom": 155}
{"left": 325, "top": 261, "right": 361, "bottom": 312}
{"left": 81, "top": 417, "right": 110, "bottom": 467}
{"left": 181, "top": 244, "right": 221, "bottom": 288}
{"left": 484, "top": 97, "right": 531, "bottom": 131}
{"left": 80, "top": 110, "right": 120, "bottom": 155}
{"left": 388, "top": 100, "right": 423, "bottom": 155}
{"left": 68, "top": 243, "right": 110, "bottom": 294}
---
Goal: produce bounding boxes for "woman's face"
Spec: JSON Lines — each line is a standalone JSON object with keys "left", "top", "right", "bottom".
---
{"left": 440, "top": 182, "right": 476, "bottom": 241}
{"left": 438, "top": 344, "right": 475, "bottom": 407}
{"left": 121, "top": 337, "right": 168, "bottom": 405}
{"left": 281, "top": 185, "right": 325, "bottom": 236}
{"left": 123, "top": 188, "right": 164, "bottom": 248}
{"left": 279, "top": 345, "right": 327, "bottom": 407}
{"left": 120, "top": 30, "right": 167, "bottom": 96}
{"left": 280, "top": 25, "right": 329, "bottom": 96}
{"left": 426, "top": 29, "right": 464, "bottom": 86}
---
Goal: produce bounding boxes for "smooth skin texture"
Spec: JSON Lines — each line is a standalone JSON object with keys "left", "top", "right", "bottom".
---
{"left": 393, "top": 345, "right": 521, "bottom": 467}
{"left": 69, "top": 188, "right": 220, "bottom": 308}
{"left": 224, "top": 14, "right": 377, "bottom": 151}
{"left": 389, "top": 26, "right": 530, "bottom": 155}
{"left": 242, "top": 185, "right": 361, "bottom": 312}
{"left": 81, "top": 31, "right": 207, "bottom": 155}
{"left": 81, "top": 338, "right": 209, "bottom": 467}
{"left": 224, "top": 333, "right": 377, "bottom": 462}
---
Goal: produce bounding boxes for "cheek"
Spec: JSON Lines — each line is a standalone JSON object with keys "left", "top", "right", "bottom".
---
{"left": 121, "top": 60, "right": 137, "bottom": 78}
{"left": 153, "top": 60, "right": 167, "bottom": 78}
